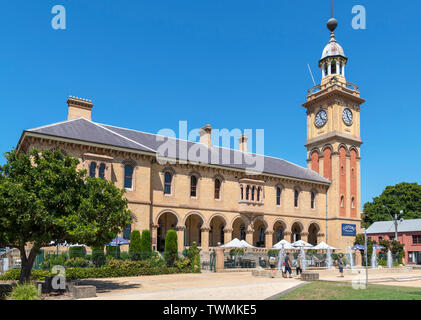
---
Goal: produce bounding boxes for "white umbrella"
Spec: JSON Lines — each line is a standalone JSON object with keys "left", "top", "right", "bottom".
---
{"left": 292, "top": 240, "right": 314, "bottom": 249}
{"left": 240, "top": 240, "right": 257, "bottom": 249}
{"left": 220, "top": 238, "right": 244, "bottom": 248}
{"left": 273, "top": 239, "right": 294, "bottom": 250}
{"left": 312, "top": 242, "right": 337, "bottom": 250}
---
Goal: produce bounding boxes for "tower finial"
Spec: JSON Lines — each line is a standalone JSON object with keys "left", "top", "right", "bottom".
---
{"left": 327, "top": 0, "right": 338, "bottom": 33}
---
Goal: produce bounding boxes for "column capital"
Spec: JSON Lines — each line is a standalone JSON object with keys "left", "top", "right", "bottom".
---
{"left": 265, "top": 230, "right": 274, "bottom": 235}
{"left": 175, "top": 226, "right": 185, "bottom": 232}
{"left": 223, "top": 228, "right": 233, "bottom": 233}
{"left": 151, "top": 224, "right": 159, "bottom": 230}
{"left": 301, "top": 232, "right": 309, "bottom": 237}
{"left": 201, "top": 227, "right": 211, "bottom": 232}
{"left": 284, "top": 231, "right": 292, "bottom": 236}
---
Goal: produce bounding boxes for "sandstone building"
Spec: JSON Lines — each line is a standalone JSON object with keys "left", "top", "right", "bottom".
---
{"left": 16, "top": 18, "right": 364, "bottom": 253}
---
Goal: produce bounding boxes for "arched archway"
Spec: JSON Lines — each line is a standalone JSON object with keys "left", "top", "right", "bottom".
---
{"left": 184, "top": 213, "right": 203, "bottom": 247}
{"left": 273, "top": 220, "right": 286, "bottom": 246}
{"left": 157, "top": 212, "right": 178, "bottom": 251}
{"left": 232, "top": 217, "right": 247, "bottom": 241}
{"left": 209, "top": 215, "right": 226, "bottom": 247}
{"left": 291, "top": 221, "right": 304, "bottom": 243}
{"left": 308, "top": 223, "right": 320, "bottom": 246}
{"left": 252, "top": 218, "right": 267, "bottom": 248}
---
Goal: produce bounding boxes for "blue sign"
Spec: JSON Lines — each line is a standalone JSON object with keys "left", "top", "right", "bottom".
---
{"left": 342, "top": 224, "right": 357, "bottom": 236}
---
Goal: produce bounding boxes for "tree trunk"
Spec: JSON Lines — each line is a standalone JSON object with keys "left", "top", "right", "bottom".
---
{"left": 18, "top": 246, "right": 39, "bottom": 284}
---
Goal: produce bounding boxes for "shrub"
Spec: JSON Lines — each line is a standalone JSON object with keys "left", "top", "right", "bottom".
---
{"left": 106, "top": 245, "right": 120, "bottom": 259}
{"left": 40, "top": 252, "right": 67, "bottom": 271}
{"left": 7, "top": 283, "right": 40, "bottom": 300}
{"left": 229, "top": 249, "right": 244, "bottom": 256}
{"left": 129, "top": 230, "right": 142, "bottom": 261}
{"left": 164, "top": 230, "right": 178, "bottom": 266}
{"left": 119, "top": 251, "right": 131, "bottom": 260}
{"left": 0, "top": 269, "right": 53, "bottom": 281}
{"left": 64, "top": 257, "right": 89, "bottom": 268}
{"left": 92, "top": 247, "right": 106, "bottom": 267}
{"left": 0, "top": 284, "right": 13, "bottom": 300}
{"left": 186, "top": 242, "right": 201, "bottom": 273}
{"left": 267, "top": 250, "right": 279, "bottom": 257}
{"left": 140, "top": 230, "right": 152, "bottom": 259}
{"left": 69, "top": 246, "right": 86, "bottom": 259}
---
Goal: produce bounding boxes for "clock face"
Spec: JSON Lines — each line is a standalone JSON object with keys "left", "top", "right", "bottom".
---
{"left": 343, "top": 108, "right": 353, "bottom": 126}
{"left": 315, "top": 110, "right": 327, "bottom": 128}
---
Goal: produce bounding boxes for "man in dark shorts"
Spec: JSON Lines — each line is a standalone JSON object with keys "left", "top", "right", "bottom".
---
{"left": 338, "top": 254, "right": 345, "bottom": 277}
{"left": 284, "top": 253, "right": 292, "bottom": 278}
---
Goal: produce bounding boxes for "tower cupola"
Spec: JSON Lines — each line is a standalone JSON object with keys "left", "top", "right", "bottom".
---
{"left": 319, "top": 18, "right": 348, "bottom": 84}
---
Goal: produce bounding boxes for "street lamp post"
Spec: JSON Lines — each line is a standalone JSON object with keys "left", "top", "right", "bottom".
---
{"left": 383, "top": 205, "right": 403, "bottom": 241}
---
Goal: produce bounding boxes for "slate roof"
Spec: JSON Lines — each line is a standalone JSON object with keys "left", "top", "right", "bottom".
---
{"left": 366, "top": 219, "right": 421, "bottom": 234}
{"left": 22, "top": 118, "right": 330, "bottom": 184}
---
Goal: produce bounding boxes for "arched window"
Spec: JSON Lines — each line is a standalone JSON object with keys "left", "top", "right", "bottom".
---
{"left": 276, "top": 228, "right": 283, "bottom": 242}
{"left": 259, "top": 227, "right": 265, "bottom": 243}
{"left": 89, "top": 162, "right": 97, "bottom": 178}
{"left": 240, "top": 225, "right": 246, "bottom": 241}
{"left": 240, "top": 185, "right": 244, "bottom": 200}
{"left": 214, "top": 179, "right": 221, "bottom": 199}
{"left": 124, "top": 165, "right": 134, "bottom": 189}
{"left": 190, "top": 175, "right": 198, "bottom": 197}
{"left": 251, "top": 186, "right": 255, "bottom": 201}
{"left": 311, "top": 192, "right": 316, "bottom": 209}
{"left": 246, "top": 186, "right": 250, "bottom": 200}
{"left": 123, "top": 224, "right": 132, "bottom": 240}
{"left": 351, "top": 197, "right": 355, "bottom": 209}
{"left": 340, "top": 195, "right": 345, "bottom": 208}
{"left": 220, "top": 225, "right": 224, "bottom": 244}
{"left": 294, "top": 189, "right": 300, "bottom": 208}
{"left": 164, "top": 172, "right": 172, "bottom": 195}
{"left": 276, "top": 187, "right": 281, "bottom": 206}
{"left": 257, "top": 187, "right": 261, "bottom": 202}
{"left": 99, "top": 163, "right": 106, "bottom": 179}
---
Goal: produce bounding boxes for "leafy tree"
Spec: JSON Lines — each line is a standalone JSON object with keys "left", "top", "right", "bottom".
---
{"left": 140, "top": 230, "right": 152, "bottom": 259}
{"left": 362, "top": 182, "right": 421, "bottom": 228}
{"left": 164, "top": 230, "right": 178, "bottom": 266}
{"left": 92, "top": 247, "right": 106, "bottom": 267}
{"left": 129, "top": 230, "right": 142, "bottom": 261}
{"left": 0, "top": 148, "right": 132, "bottom": 283}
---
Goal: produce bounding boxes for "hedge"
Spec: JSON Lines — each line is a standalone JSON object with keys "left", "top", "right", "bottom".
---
{"left": 69, "top": 246, "right": 86, "bottom": 259}
{"left": 0, "top": 263, "right": 194, "bottom": 281}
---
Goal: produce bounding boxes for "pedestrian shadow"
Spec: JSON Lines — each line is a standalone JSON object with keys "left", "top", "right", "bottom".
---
{"left": 73, "top": 279, "right": 142, "bottom": 293}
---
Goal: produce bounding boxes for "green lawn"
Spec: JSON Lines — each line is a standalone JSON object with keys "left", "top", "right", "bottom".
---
{"left": 279, "top": 281, "right": 421, "bottom": 300}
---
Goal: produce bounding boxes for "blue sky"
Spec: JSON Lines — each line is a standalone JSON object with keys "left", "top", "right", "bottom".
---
{"left": 0, "top": 1, "right": 420, "bottom": 208}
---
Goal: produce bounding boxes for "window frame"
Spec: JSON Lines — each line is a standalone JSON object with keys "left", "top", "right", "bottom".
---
{"left": 124, "top": 164, "right": 134, "bottom": 190}
{"left": 89, "top": 162, "right": 97, "bottom": 178}
{"left": 164, "top": 171, "right": 173, "bottom": 195}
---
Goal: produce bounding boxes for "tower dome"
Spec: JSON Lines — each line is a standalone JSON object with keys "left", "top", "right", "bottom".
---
{"left": 319, "top": 17, "right": 348, "bottom": 82}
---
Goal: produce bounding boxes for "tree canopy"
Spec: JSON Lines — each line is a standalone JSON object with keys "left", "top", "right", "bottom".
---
{"left": 0, "top": 148, "right": 132, "bottom": 282}
{"left": 362, "top": 182, "right": 421, "bottom": 228}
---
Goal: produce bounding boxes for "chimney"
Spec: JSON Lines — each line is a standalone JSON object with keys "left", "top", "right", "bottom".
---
{"left": 199, "top": 124, "right": 212, "bottom": 147}
{"left": 239, "top": 134, "right": 248, "bottom": 152}
{"left": 67, "top": 96, "right": 93, "bottom": 121}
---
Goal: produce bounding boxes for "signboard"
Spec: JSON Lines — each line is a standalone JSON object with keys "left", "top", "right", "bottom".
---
{"left": 342, "top": 224, "right": 357, "bottom": 236}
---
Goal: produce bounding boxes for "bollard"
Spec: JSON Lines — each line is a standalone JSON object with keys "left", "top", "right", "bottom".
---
{"left": 215, "top": 247, "right": 225, "bottom": 273}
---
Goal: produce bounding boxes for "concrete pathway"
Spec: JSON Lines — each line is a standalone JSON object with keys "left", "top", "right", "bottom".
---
{"left": 80, "top": 272, "right": 302, "bottom": 300}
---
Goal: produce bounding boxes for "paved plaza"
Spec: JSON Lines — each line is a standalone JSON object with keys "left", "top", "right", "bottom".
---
{"left": 79, "top": 268, "right": 421, "bottom": 300}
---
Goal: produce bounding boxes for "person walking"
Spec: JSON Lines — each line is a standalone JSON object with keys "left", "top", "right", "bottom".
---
{"left": 338, "top": 254, "right": 345, "bottom": 278}
{"left": 269, "top": 255, "right": 277, "bottom": 278}
{"left": 284, "top": 253, "right": 293, "bottom": 278}
{"left": 295, "top": 254, "right": 303, "bottom": 278}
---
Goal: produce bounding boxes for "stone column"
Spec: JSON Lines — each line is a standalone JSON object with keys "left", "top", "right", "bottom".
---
{"left": 176, "top": 226, "right": 185, "bottom": 253}
{"left": 265, "top": 231, "right": 273, "bottom": 249}
{"left": 328, "top": 61, "right": 332, "bottom": 75}
{"left": 200, "top": 227, "right": 210, "bottom": 252}
{"left": 223, "top": 228, "right": 233, "bottom": 244}
{"left": 302, "top": 232, "right": 309, "bottom": 243}
{"left": 284, "top": 231, "right": 292, "bottom": 243}
{"left": 246, "top": 230, "right": 254, "bottom": 246}
{"left": 317, "top": 233, "right": 325, "bottom": 245}
{"left": 342, "top": 63, "right": 345, "bottom": 77}
{"left": 151, "top": 224, "right": 159, "bottom": 251}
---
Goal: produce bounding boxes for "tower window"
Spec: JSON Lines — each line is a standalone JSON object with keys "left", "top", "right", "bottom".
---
{"left": 340, "top": 195, "right": 345, "bottom": 208}
{"left": 331, "top": 60, "right": 337, "bottom": 74}
{"left": 324, "top": 63, "right": 328, "bottom": 76}
{"left": 257, "top": 187, "right": 261, "bottom": 202}
{"left": 251, "top": 186, "right": 255, "bottom": 201}
{"left": 246, "top": 185, "right": 250, "bottom": 200}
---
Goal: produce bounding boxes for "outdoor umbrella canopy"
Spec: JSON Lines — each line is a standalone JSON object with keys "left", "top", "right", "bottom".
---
{"left": 107, "top": 236, "right": 130, "bottom": 246}
{"left": 351, "top": 244, "right": 366, "bottom": 250}
{"left": 220, "top": 238, "right": 244, "bottom": 248}
{"left": 373, "top": 244, "right": 386, "bottom": 250}
{"left": 273, "top": 239, "right": 294, "bottom": 250}
{"left": 292, "top": 240, "right": 314, "bottom": 249}
{"left": 239, "top": 240, "right": 257, "bottom": 249}
{"left": 311, "top": 242, "right": 337, "bottom": 250}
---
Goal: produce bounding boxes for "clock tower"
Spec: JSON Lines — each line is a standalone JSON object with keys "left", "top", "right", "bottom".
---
{"left": 303, "top": 17, "right": 365, "bottom": 248}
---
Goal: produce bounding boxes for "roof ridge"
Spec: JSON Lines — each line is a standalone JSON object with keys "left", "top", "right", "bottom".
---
{"left": 91, "top": 121, "right": 157, "bottom": 153}
{"left": 28, "top": 117, "right": 84, "bottom": 132}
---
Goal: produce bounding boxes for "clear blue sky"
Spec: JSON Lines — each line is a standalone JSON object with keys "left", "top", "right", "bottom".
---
{"left": 0, "top": 1, "right": 419, "bottom": 208}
